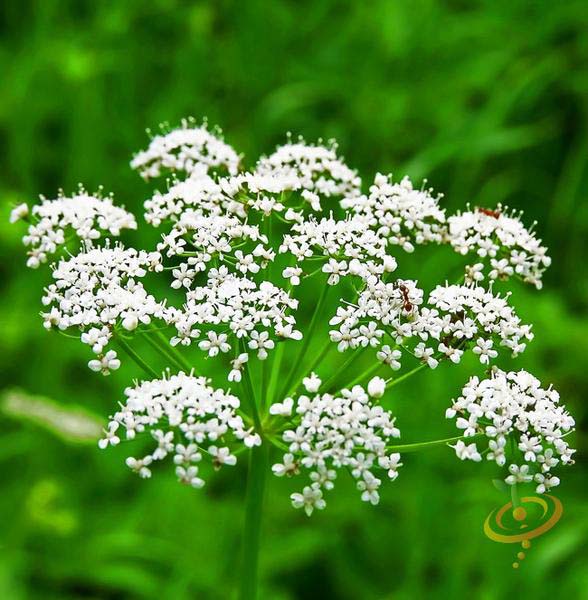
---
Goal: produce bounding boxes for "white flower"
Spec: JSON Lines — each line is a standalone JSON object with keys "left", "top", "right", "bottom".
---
{"left": 42, "top": 242, "right": 168, "bottom": 370}
{"left": 272, "top": 454, "right": 298, "bottom": 477}
{"left": 302, "top": 372, "right": 321, "bottom": 393}
{"left": 487, "top": 437, "right": 506, "bottom": 466}
{"left": 534, "top": 472, "right": 560, "bottom": 494}
{"left": 88, "top": 350, "right": 121, "bottom": 375}
{"left": 357, "top": 471, "right": 382, "bottom": 505}
{"left": 173, "top": 443, "right": 201, "bottom": 465}
{"left": 290, "top": 485, "right": 326, "bottom": 516}
{"left": 126, "top": 456, "right": 153, "bottom": 479}
{"left": 472, "top": 338, "right": 498, "bottom": 364}
{"left": 9, "top": 203, "right": 29, "bottom": 223}
{"left": 131, "top": 118, "right": 240, "bottom": 180}
{"left": 256, "top": 138, "right": 361, "bottom": 202}
{"left": 209, "top": 446, "right": 237, "bottom": 469}
{"left": 269, "top": 397, "right": 294, "bottom": 417}
{"left": 248, "top": 330, "right": 274, "bottom": 360}
{"left": 15, "top": 187, "right": 136, "bottom": 268}
{"left": 447, "top": 370, "right": 575, "bottom": 489}
{"left": 101, "top": 372, "right": 254, "bottom": 488}
{"left": 274, "top": 385, "right": 401, "bottom": 511}
{"left": 122, "top": 315, "right": 139, "bottom": 331}
{"left": 98, "top": 422, "right": 120, "bottom": 449}
{"left": 176, "top": 465, "right": 205, "bottom": 488}
{"left": 367, "top": 376, "right": 386, "bottom": 398}
{"left": 505, "top": 464, "right": 533, "bottom": 485}
{"left": 228, "top": 353, "right": 249, "bottom": 383}
{"left": 282, "top": 266, "right": 302, "bottom": 286}
{"left": 343, "top": 173, "right": 446, "bottom": 252}
{"left": 451, "top": 440, "right": 482, "bottom": 462}
{"left": 199, "top": 331, "right": 231, "bottom": 357}
{"left": 378, "top": 453, "right": 403, "bottom": 479}
{"left": 447, "top": 205, "right": 550, "bottom": 289}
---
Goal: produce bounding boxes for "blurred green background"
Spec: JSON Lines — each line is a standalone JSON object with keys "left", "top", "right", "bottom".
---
{"left": 1, "top": 1, "right": 587, "bottom": 598}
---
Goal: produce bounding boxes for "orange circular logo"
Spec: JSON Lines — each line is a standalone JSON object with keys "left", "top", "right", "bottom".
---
{"left": 483, "top": 495, "right": 563, "bottom": 568}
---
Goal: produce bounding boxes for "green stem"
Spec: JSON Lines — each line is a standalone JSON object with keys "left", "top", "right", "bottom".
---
{"left": 323, "top": 347, "right": 367, "bottom": 392}
{"left": 239, "top": 443, "right": 269, "bottom": 600}
{"left": 510, "top": 481, "right": 521, "bottom": 508}
{"left": 241, "top": 344, "right": 262, "bottom": 432}
{"left": 116, "top": 338, "right": 158, "bottom": 378}
{"left": 153, "top": 330, "right": 195, "bottom": 373}
{"left": 283, "top": 337, "right": 333, "bottom": 399}
{"left": 386, "top": 433, "right": 484, "bottom": 453}
{"left": 261, "top": 357, "right": 269, "bottom": 413}
{"left": 267, "top": 342, "right": 285, "bottom": 406}
{"left": 385, "top": 363, "right": 427, "bottom": 388}
{"left": 278, "top": 284, "right": 329, "bottom": 400}
{"left": 339, "top": 359, "right": 383, "bottom": 390}
{"left": 143, "top": 333, "right": 185, "bottom": 372}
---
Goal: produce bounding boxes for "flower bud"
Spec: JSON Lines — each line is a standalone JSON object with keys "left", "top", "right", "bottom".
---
{"left": 367, "top": 376, "right": 386, "bottom": 398}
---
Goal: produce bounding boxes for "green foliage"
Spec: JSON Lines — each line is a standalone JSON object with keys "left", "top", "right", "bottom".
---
{"left": 0, "top": 1, "right": 587, "bottom": 598}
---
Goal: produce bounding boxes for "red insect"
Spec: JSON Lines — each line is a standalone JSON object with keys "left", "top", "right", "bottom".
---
{"left": 477, "top": 207, "right": 501, "bottom": 218}
{"left": 398, "top": 283, "right": 413, "bottom": 312}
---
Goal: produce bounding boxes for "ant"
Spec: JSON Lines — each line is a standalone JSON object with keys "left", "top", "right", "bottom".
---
{"left": 477, "top": 207, "right": 501, "bottom": 219}
{"left": 398, "top": 283, "right": 413, "bottom": 312}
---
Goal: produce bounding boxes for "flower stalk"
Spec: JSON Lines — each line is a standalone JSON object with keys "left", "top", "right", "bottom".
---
{"left": 239, "top": 442, "right": 270, "bottom": 600}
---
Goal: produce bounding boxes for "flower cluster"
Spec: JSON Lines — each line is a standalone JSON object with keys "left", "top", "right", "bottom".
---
{"left": 14, "top": 187, "right": 136, "bottom": 268}
{"left": 280, "top": 215, "right": 396, "bottom": 284}
{"left": 42, "top": 243, "right": 167, "bottom": 373}
{"left": 11, "top": 117, "right": 572, "bottom": 514}
{"left": 255, "top": 137, "right": 361, "bottom": 204}
{"left": 143, "top": 175, "right": 237, "bottom": 226}
{"left": 168, "top": 267, "right": 301, "bottom": 376}
{"left": 131, "top": 119, "right": 240, "bottom": 180}
{"left": 446, "top": 370, "right": 575, "bottom": 493}
{"left": 329, "top": 281, "right": 531, "bottom": 371}
{"left": 447, "top": 205, "right": 551, "bottom": 288}
{"left": 343, "top": 174, "right": 446, "bottom": 252}
{"left": 100, "top": 372, "right": 260, "bottom": 485}
{"left": 156, "top": 212, "right": 268, "bottom": 285}
{"left": 271, "top": 376, "right": 402, "bottom": 515}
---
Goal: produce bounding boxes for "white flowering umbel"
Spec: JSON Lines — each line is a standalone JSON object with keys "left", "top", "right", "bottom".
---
{"left": 271, "top": 377, "right": 402, "bottom": 514}
{"left": 15, "top": 186, "right": 137, "bottom": 268}
{"left": 343, "top": 173, "right": 446, "bottom": 252}
{"left": 280, "top": 215, "right": 396, "bottom": 284}
{"left": 11, "top": 117, "right": 574, "bottom": 595}
{"left": 446, "top": 370, "right": 575, "bottom": 493}
{"left": 255, "top": 137, "right": 362, "bottom": 203}
{"left": 131, "top": 118, "right": 240, "bottom": 180}
{"left": 447, "top": 205, "right": 551, "bottom": 288}
{"left": 42, "top": 243, "right": 168, "bottom": 373}
{"left": 101, "top": 372, "right": 260, "bottom": 484}
{"left": 329, "top": 280, "right": 531, "bottom": 372}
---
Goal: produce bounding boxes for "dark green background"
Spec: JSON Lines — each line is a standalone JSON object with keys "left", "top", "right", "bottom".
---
{"left": 1, "top": 1, "right": 587, "bottom": 598}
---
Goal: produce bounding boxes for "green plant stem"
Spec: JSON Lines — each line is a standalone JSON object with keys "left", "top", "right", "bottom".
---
{"left": 239, "top": 442, "right": 269, "bottom": 600}
{"left": 385, "top": 363, "right": 427, "bottom": 388}
{"left": 339, "top": 359, "right": 383, "bottom": 390}
{"left": 261, "top": 357, "right": 269, "bottom": 412}
{"left": 143, "top": 333, "right": 185, "bottom": 372}
{"left": 510, "top": 481, "right": 521, "bottom": 508}
{"left": 283, "top": 337, "right": 333, "bottom": 399}
{"left": 323, "top": 347, "right": 367, "bottom": 392}
{"left": 241, "top": 347, "right": 262, "bottom": 432}
{"left": 278, "top": 284, "right": 329, "bottom": 400}
{"left": 266, "top": 342, "right": 285, "bottom": 406}
{"left": 152, "top": 330, "right": 195, "bottom": 373}
{"left": 387, "top": 433, "right": 484, "bottom": 453}
{"left": 116, "top": 338, "right": 158, "bottom": 378}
